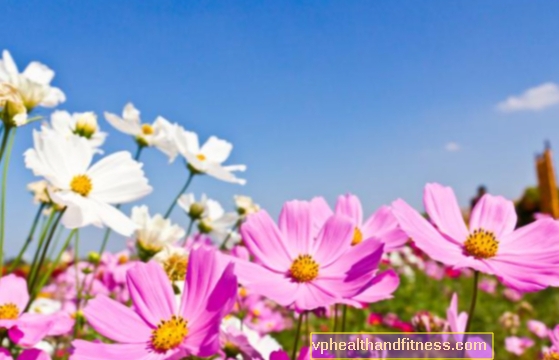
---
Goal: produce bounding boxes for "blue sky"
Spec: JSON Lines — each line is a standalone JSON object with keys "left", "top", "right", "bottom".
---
{"left": 3, "top": 0, "right": 559, "bottom": 256}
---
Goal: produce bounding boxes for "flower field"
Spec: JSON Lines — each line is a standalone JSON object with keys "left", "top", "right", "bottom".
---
{"left": 1, "top": 49, "right": 559, "bottom": 360}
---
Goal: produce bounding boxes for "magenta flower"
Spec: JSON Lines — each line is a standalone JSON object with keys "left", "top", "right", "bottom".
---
{"left": 0, "top": 275, "right": 64, "bottom": 347}
{"left": 233, "top": 200, "right": 384, "bottom": 311}
{"left": 71, "top": 247, "right": 237, "bottom": 360}
{"left": 310, "top": 194, "right": 408, "bottom": 250}
{"left": 0, "top": 348, "right": 50, "bottom": 360}
{"left": 392, "top": 183, "right": 559, "bottom": 291}
{"left": 505, "top": 336, "right": 534, "bottom": 356}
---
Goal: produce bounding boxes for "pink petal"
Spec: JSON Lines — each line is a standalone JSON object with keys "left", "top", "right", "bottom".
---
{"left": 126, "top": 262, "right": 176, "bottom": 327}
{"left": 83, "top": 295, "right": 151, "bottom": 343}
{"left": 391, "top": 199, "right": 465, "bottom": 266}
{"left": 18, "top": 349, "right": 51, "bottom": 360}
{"left": 70, "top": 340, "right": 164, "bottom": 360}
{"left": 278, "top": 200, "right": 313, "bottom": 256}
{"left": 309, "top": 196, "right": 333, "bottom": 238}
{"left": 469, "top": 194, "right": 517, "bottom": 239}
{"left": 361, "top": 205, "right": 408, "bottom": 251}
{"left": 8, "top": 313, "right": 55, "bottom": 347}
{"left": 423, "top": 183, "right": 468, "bottom": 243}
{"left": 240, "top": 210, "right": 292, "bottom": 272}
{"left": 294, "top": 283, "right": 338, "bottom": 311}
{"left": 334, "top": 194, "right": 363, "bottom": 225}
{"left": 350, "top": 270, "right": 400, "bottom": 304}
{"left": 0, "top": 275, "right": 29, "bottom": 312}
{"left": 242, "top": 271, "right": 299, "bottom": 307}
{"left": 312, "top": 215, "right": 354, "bottom": 267}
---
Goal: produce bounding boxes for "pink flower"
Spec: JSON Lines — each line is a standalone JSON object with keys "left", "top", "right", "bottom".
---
{"left": 446, "top": 293, "right": 467, "bottom": 333}
{"left": 368, "top": 313, "right": 383, "bottom": 326}
{"left": 424, "top": 260, "right": 444, "bottom": 280}
{"left": 478, "top": 278, "right": 497, "bottom": 294}
{"left": 0, "top": 348, "right": 51, "bottom": 360}
{"left": 232, "top": 200, "right": 384, "bottom": 311}
{"left": 503, "top": 288, "right": 523, "bottom": 302}
{"left": 71, "top": 247, "right": 237, "bottom": 359}
{"left": 528, "top": 320, "right": 548, "bottom": 339}
{"left": 0, "top": 275, "right": 65, "bottom": 347}
{"left": 270, "top": 347, "right": 309, "bottom": 360}
{"left": 392, "top": 183, "right": 559, "bottom": 292}
{"left": 505, "top": 336, "right": 534, "bottom": 356}
{"left": 310, "top": 194, "right": 408, "bottom": 251}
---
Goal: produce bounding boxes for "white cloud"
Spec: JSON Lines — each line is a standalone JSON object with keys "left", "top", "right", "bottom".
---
{"left": 445, "top": 142, "right": 460, "bottom": 152}
{"left": 496, "top": 82, "right": 559, "bottom": 113}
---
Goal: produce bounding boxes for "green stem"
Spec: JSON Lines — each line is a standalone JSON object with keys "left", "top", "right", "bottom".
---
{"left": 291, "top": 312, "right": 304, "bottom": 360}
{"left": 464, "top": 271, "right": 480, "bottom": 333}
{"left": 34, "top": 229, "right": 78, "bottom": 297}
{"left": 26, "top": 210, "right": 57, "bottom": 287}
{"left": 8, "top": 203, "right": 45, "bottom": 273}
{"left": 73, "top": 231, "right": 82, "bottom": 338}
{"left": 341, "top": 304, "right": 348, "bottom": 332}
{"left": 0, "top": 128, "right": 15, "bottom": 276}
{"left": 333, "top": 304, "right": 339, "bottom": 331}
{"left": 25, "top": 209, "right": 65, "bottom": 306}
{"left": 164, "top": 172, "right": 195, "bottom": 219}
{"left": 182, "top": 218, "right": 195, "bottom": 247}
{"left": 305, "top": 311, "right": 310, "bottom": 345}
{"left": 219, "top": 220, "right": 240, "bottom": 250}
{"left": 0, "top": 126, "right": 11, "bottom": 165}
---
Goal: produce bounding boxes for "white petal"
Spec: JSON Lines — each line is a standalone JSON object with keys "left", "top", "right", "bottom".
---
{"left": 206, "top": 164, "right": 247, "bottom": 185}
{"left": 1, "top": 50, "right": 19, "bottom": 75}
{"left": 22, "top": 62, "right": 55, "bottom": 85}
{"left": 174, "top": 126, "right": 200, "bottom": 157}
{"left": 123, "top": 103, "right": 140, "bottom": 122}
{"left": 200, "top": 136, "right": 232, "bottom": 164}
{"left": 40, "top": 86, "right": 65, "bottom": 107}
{"left": 104, "top": 112, "right": 140, "bottom": 136}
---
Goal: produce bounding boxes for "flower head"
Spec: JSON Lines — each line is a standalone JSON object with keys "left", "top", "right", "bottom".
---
{"left": 72, "top": 247, "right": 237, "bottom": 359}
{"left": 131, "top": 205, "right": 185, "bottom": 257}
{"left": 43, "top": 110, "right": 106, "bottom": 151}
{"left": 24, "top": 130, "right": 152, "bottom": 236}
{"left": 392, "top": 183, "right": 559, "bottom": 292}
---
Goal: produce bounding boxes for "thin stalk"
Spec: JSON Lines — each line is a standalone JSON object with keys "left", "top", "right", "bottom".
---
{"left": 26, "top": 210, "right": 57, "bottom": 288}
{"left": 25, "top": 209, "right": 65, "bottom": 304}
{"left": 219, "top": 221, "right": 240, "bottom": 250}
{"left": 182, "top": 218, "right": 195, "bottom": 247}
{"left": 341, "top": 304, "right": 348, "bottom": 332}
{"left": 73, "top": 231, "right": 82, "bottom": 338}
{"left": 0, "top": 126, "right": 11, "bottom": 165}
{"left": 332, "top": 304, "right": 339, "bottom": 332}
{"left": 464, "top": 271, "right": 480, "bottom": 333}
{"left": 0, "top": 128, "right": 15, "bottom": 276}
{"left": 34, "top": 229, "right": 78, "bottom": 297}
{"left": 291, "top": 312, "right": 304, "bottom": 360}
{"left": 305, "top": 312, "right": 310, "bottom": 345}
{"left": 164, "top": 172, "right": 195, "bottom": 218}
{"left": 46, "top": 226, "right": 65, "bottom": 260}
{"left": 8, "top": 203, "right": 45, "bottom": 273}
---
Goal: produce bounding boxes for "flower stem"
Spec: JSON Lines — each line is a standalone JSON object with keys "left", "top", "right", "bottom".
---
{"left": 164, "top": 171, "right": 195, "bottom": 219}
{"left": 25, "top": 209, "right": 65, "bottom": 309}
{"left": 0, "top": 126, "right": 12, "bottom": 165}
{"left": 465, "top": 270, "right": 480, "bottom": 333}
{"left": 291, "top": 312, "right": 304, "bottom": 360}
{"left": 182, "top": 218, "right": 195, "bottom": 247}
{"left": 219, "top": 220, "right": 240, "bottom": 250}
{"left": 341, "top": 304, "right": 348, "bottom": 332}
{"left": 26, "top": 210, "right": 57, "bottom": 287}
{"left": 333, "top": 304, "right": 339, "bottom": 331}
{"left": 8, "top": 203, "right": 46, "bottom": 273}
{"left": 0, "top": 128, "right": 15, "bottom": 276}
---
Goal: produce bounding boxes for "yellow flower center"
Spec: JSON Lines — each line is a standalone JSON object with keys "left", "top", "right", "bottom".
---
{"left": 0, "top": 303, "right": 19, "bottom": 320}
{"left": 74, "top": 113, "right": 98, "bottom": 139}
{"left": 196, "top": 153, "right": 206, "bottom": 161}
{"left": 464, "top": 229, "right": 499, "bottom": 259}
{"left": 118, "top": 254, "right": 128, "bottom": 265}
{"left": 151, "top": 315, "right": 188, "bottom": 352}
{"left": 544, "top": 352, "right": 559, "bottom": 360}
{"left": 163, "top": 254, "right": 188, "bottom": 282}
{"left": 238, "top": 287, "right": 248, "bottom": 298}
{"left": 351, "top": 227, "right": 363, "bottom": 246}
{"left": 141, "top": 124, "right": 154, "bottom": 135}
{"left": 289, "top": 254, "right": 319, "bottom": 283}
{"left": 70, "top": 174, "right": 92, "bottom": 197}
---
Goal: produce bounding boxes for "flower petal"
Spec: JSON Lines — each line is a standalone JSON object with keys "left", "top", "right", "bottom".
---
{"left": 70, "top": 340, "right": 163, "bottom": 360}
{"left": 0, "top": 274, "right": 29, "bottom": 312}
{"left": 200, "top": 136, "right": 232, "bottom": 163}
{"left": 334, "top": 194, "right": 363, "bottom": 225}
{"left": 312, "top": 215, "right": 354, "bottom": 267}
{"left": 279, "top": 200, "right": 313, "bottom": 256}
{"left": 423, "top": 183, "right": 468, "bottom": 242}
{"left": 469, "top": 194, "right": 517, "bottom": 239}
{"left": 361, "top": 205, "right": 408, "bottom": 251}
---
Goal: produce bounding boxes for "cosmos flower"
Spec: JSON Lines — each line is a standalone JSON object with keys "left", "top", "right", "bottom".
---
{"left": 310, "top": 194, "right": 408, "bottom": 251}
{"left": 0, "top": 50, "right": 65, "bottom": 111}
{"left": 71, "top": 247, "right": 237, "bottom": 359}
{"left": 173, "top": 125, "right": 246, "bottom": 185}
{"left": 505, "top": 336, "right": 534, "bottom": 356}
{"left": 392, "top": 183, "right": 559, "bottom": 292}
{"left": 24, "top": 130, "right": 152, "bottom": 236}
{"left": 131, "top": 205, "right": 185, "bottom": 256}
{"left": 177, "top": 193, "right": 222, "bottom": 220}
{"left": 104, "top": 103, "right": 177, "bottom": 158}
{"left": 234, "top": 195, "right": 260, "bottom": 216}
{"left": 43, "top": 110, "right": 106, "bottom": 150}
{"left": 0, "top": 83, "right": 27, "bottom": 126}
{"left": 0, "top": 348, "right": 51, "bottom": 360}
{"left": 231, "top": 200, "right": 384, "bottom": 311}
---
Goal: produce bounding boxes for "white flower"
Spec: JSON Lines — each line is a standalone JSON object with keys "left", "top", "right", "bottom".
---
{"left": 0, "top": 50, "right": 65, "bottom": 110}
{"left": 173, "top": 125, "right": 246, "bottom": 184}
{"left": 29, "top": 298, "right": 63, "bottom": 315}
{"left": 177, "top": 193, "right": 222, "bottom": 220}
{"left": 234, "top": 195, "right": 260, "bottom": 216}
{"left": 196, "top": 198, "right": 239, "bottom": 248}
{"left": 104, "top": 103, "right": 177, "bottom": 158}
{"left": 44, "top": 110, "right": 107, "bottom": 150}
{"left": 0, "top": 83, "right": 28, "bottom": 126}
{"left": 221, "top": 317, "right": 282, "bottom": 359}
{"left": 24, "top": 130, "right": 152, "bottom": 236}
{"left": 27, "top": 180, "right": 52, "bottom": 204}
{"left": 132, "top": 205, "right": 185, "bottom": 253}
{"left": 153, "top": 244, "right": 189, "bottom": 284}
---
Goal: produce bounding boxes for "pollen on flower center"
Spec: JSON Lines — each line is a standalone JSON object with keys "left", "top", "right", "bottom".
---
{"left": 141, "top": 124, "right": 154, "bottom": 135}
{"left": 289, "top": 254, "right": 319, "bottom": 283}
{"left": 151, "top": 315, "right": 188, "bottom": 352}
{"left": 196, "top": 153, "right": 206, "bottom": 161}
{"left": 351, "top": 227, "right": 363, "bottom": 246}
{"left": 0, "top": 303, "right": 19, "bottom": 320}
{"left": 163, "top": 254, "right": 188, "bottom": 282}
{"left": 464, "top": 229, "right": 499, "bottom": 259}
{"left": 70, "top": 174, "right": 92, "bottom": 197}
{"left": 544, "top": 352, "right": 559, "bottom": 360}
